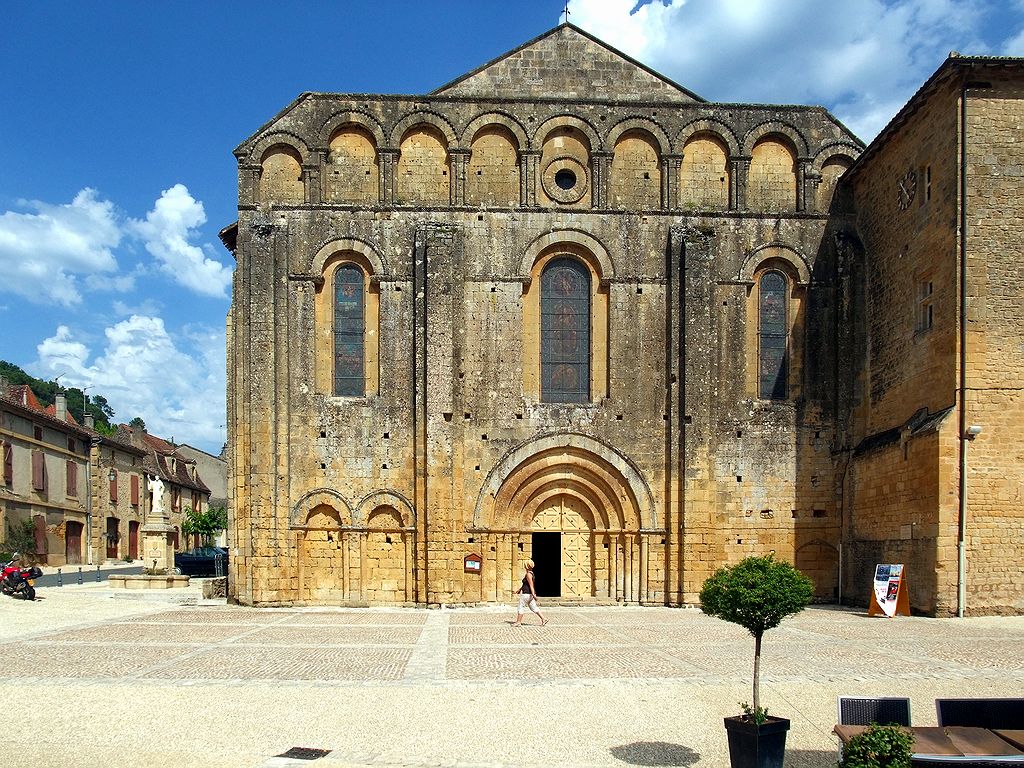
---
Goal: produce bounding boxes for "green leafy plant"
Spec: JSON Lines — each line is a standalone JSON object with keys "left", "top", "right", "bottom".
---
{"left": 839, "top": 723, "right": 912, "bottom": 768}
{"left": 739, "top": 701, "right": 770, "bottom": 726}
{"left": 181, "top": 505, "right": 227, "bottom": 547}
{"left": 3, "top": 520, "right": 38, "bottom": 565}
{"left": 700, "top": 554, "right": 813, "bottom": 720}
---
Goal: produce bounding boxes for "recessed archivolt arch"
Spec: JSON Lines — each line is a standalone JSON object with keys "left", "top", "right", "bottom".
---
{"left": 605, "top": 117, "right": 670, "bottom": 156}
{"left": 810, "top": 141, "right": 860, "bottom": 174}
{"left": 355, "top": 489, "right": 415, "bottom": 528}
{"left": 320, "top": 110, "right": 387, "bottom": 148}
{"left": 510, "top": 472, "right": 622, "bottom": 531}
{"left": 473, "top": 431, "right": 657, "bottom": 531}
{"left": 307, "top": 237, "right": 387, "bottom": 277}
{"left": 290, "top": 488, "right": 353, "bottom": 528}
{"left": 520, "top": 482, "right": 605, "bottom": 529}
{"left": 519, "top": 229, "right": 614, "bottom": 280}
{"left": 250, "top": 131, "right": 312, "bottom": 165}
{"left": 739, "top": 242, "right": 811, "bottom": 285}
{"left": 677, "top": 118, "right": 740, "bottom": 157}
{"left": 742, "top": 120, "right": 808, "bottom": 157}
{"left": 390, "top": 111, "right": 458, "bottom": 148}
{"left": 460, "top": 111, "right": 529, "bottom": 150}
{"left": 533, "top": 114, "right": 601, "bottom": 151}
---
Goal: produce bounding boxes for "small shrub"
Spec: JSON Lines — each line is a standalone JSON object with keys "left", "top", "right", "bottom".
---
{"left": 4, "top": 520, "right": 38, "bottom": 564}
{"left": 839, "top": 724, "right": 912, "bottom": 768}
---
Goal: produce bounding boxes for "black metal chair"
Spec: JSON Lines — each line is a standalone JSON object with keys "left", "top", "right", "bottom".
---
{"left": 839, "top": 696, "right": 913, "bottom": 727}
{"left": 935, "top": 698, "right": 1024, "bottom": 728}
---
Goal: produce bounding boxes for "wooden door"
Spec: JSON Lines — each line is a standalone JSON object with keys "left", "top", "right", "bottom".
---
{"left": 531, "top": 494, "right": 593, "bottom": 599}
{"left": 65, "top": 521, "right": 83, "bottom": 564}
{"left": 128, "top": 521, "right": 139, "bottom": 560}
{"left": 106, "top": 517, "right": 119, "bottom": 559}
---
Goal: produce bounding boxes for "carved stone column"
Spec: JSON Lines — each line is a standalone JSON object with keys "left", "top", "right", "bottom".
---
{"left": 731, "top": 157, "right": 750, "bottom": 211}
{"left": 796, "top": 157, "right": 811, "bottom": 212}
{"left": 449, "top": 148, "right": 470, "bottom": 207}
{"left": 664, "top": 154, "right": 683, "bottom": 210}
{"left": 303, "top": 152, "right": 322, "bottom": 204}
{"left": 379, "top": 148, "right": 399, "bottom": 205}
{"left": 520, "top": 150, "right": 540, "bottom": 207}
{"left": 591, "top": 151, "right": 612, "bottom": 208}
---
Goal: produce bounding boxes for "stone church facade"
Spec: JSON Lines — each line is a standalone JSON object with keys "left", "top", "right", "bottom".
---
{"left": 224, "top": 25, "right": 1024, "bottom": 615}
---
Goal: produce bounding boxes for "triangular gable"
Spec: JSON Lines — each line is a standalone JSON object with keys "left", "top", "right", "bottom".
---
{"left": 434, "top": 24, "right": 702, "bottom": 103}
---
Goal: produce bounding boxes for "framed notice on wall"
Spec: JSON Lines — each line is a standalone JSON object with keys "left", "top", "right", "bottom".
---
{"left": 868, "top": 563, "right": 910, "bottom": 617}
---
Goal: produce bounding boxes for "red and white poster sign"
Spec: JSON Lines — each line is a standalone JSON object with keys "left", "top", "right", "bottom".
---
{"left": 868, "top": 563, "right": 910, "bottom": 617}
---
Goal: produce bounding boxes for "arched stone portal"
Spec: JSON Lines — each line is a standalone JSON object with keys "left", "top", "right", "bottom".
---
{"left": 474, "top": 434, "right": 656, "bottom": 604}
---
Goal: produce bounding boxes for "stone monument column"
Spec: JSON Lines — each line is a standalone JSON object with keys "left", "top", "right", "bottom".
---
{"left": 141, "top": 475, "right": 175, "bottom": 572}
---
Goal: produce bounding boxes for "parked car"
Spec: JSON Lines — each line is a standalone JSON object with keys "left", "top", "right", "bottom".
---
{"left": 173, "top": 546, "right": 228, "bottom": 577}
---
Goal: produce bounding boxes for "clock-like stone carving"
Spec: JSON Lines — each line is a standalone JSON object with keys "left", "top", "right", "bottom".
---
{"left": 897, "top": 167, "right": 917, "bottom": 210}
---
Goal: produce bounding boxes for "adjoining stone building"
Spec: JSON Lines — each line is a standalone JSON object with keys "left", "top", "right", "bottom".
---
{"left": 224, "top": 24, "right": 1024, "bottom": 615}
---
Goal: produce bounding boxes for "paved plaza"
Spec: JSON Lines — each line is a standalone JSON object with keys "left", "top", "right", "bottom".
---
{"left": 1, "top": 585, "right": 1022, "bottom": 768}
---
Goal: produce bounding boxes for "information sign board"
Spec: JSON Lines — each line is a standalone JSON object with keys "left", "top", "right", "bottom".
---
{"left": 868, "top": 563, "right": 910, "bottom": 617}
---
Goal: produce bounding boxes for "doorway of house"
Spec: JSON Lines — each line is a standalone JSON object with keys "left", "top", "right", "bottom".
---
{"left": 531, "top": 532, "right": 560, "bottom": 597}
{"left": 128, "top": 521, "right": 140, "bottom": 560}
{"left": 65, "top": 521, "right": 83, "bottom": 564}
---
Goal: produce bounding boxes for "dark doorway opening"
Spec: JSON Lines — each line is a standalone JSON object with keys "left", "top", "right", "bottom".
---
{"left": 531, "top": 532, "right": 560, "bottom": 597}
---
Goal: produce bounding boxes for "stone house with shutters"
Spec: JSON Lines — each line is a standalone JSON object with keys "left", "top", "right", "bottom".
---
{"left": 0, "top": 385, "right": 90, "bottom": 565}
{"left": 224, "top": 24, "right": 1024, "bottom": 615}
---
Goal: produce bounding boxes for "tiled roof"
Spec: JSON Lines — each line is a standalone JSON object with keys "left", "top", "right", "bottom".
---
{"left": 117, "top": 425, "right": 211, "bottom": 494}
{"left": 0, "top": 386, "right": 92, "bottom": 440}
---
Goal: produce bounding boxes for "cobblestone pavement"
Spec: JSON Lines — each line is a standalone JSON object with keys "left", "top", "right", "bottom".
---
{"left": 1, "top": 586, "right": 1022, "bottom": 768}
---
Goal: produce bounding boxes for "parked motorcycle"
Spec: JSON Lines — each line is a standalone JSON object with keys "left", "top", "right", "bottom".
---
{"left": 1, "top": 554, "right": 42, "bottom": 600}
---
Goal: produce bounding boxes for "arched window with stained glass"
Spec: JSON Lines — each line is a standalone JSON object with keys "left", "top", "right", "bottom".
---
{"left": 334, "top": 265, "right": 365, "bottom": 397}
{"left": 541, "top": 258, "right": 590, "bottom": 403}
{"left": 758, "top": 270, "right": 788, "bottom": 400}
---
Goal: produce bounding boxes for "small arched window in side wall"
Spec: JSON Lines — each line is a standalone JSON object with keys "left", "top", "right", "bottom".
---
{"left": 541, "top": 258, "right": 590, "bottom": 403}
{"left": 758, "top": 270, "right": 788, "bottom": 400}
{"left": 334, "top": 265, "right": 365, "bottom": 396}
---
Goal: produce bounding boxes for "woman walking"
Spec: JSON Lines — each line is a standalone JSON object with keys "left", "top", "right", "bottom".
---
{"left": 512, "top": 559, "right": 547, "bottom": 626}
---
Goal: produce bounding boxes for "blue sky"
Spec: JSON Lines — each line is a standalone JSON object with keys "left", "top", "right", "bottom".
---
{"left": 2, "top": 0, "right": 1022, "bottom": 454}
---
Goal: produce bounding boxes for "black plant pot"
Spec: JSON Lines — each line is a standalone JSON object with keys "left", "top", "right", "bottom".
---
{"left": 723, "top": 715, "right": 790, "bottom": 768}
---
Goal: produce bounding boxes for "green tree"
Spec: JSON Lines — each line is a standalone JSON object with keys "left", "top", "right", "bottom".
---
{"left": 699, "top": 554, "right": 813, "bottom": 721}
{"left": 181, "top": 506, "right": 228, "bottom": 547}
{"left": 128, "top": 416, "right": 146, "bottom": 430}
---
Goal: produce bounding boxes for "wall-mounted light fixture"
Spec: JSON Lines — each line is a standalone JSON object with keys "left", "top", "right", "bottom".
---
{"left": 964, "top": 425, "right": 982, "bottom": 439}
{"left": 108, "top": 468, "right": 117, "bottom": 482}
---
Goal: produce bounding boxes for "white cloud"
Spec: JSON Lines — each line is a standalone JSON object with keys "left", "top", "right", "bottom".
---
{"left": 0, "top": 189, "right": 122, "bottom": 306}
{"left": 130, "top": 184, "right": 233, "bottom": 299}
{"left": 31, "top": 316, "right": 226, "bottom": 453}
{"left": 566, "top": 0, "right": 1003, "bottom": 141}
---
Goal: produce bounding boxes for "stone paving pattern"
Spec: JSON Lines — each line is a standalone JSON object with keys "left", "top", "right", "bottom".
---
{"left": 1, "top": 586, "right": 1022, "bottom": 767}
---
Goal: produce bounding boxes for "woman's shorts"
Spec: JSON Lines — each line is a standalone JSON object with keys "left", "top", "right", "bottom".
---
{"left": 517, "top": 592, "right": 540, "bottom": 613}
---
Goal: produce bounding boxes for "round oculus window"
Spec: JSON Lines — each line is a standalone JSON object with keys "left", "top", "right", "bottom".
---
{"left": 541, "top": 156, "right": 588, "bottom": 204}
{"left": 555, "top": 169, "right": 577, "bottom": 190}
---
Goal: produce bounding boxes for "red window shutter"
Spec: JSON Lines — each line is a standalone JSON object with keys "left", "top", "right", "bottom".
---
{"left": 109, "top": 469, "right": 118, "bottom": 502}
{"left": 2, "top": 442, "right": 12, "bottom": 486}
{"left": 130, "top": 474, "right": 139, "bottom": 505}
{"left": 32, "top": 450, "right": 45, "bottom": 491}
{"left": 66, "top": 460, "right": 78, "bottom": 496}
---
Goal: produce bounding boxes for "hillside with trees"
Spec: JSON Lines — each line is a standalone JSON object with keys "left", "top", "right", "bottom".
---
{"left": 0, "top": 360, "right": 117, "bottom": 433}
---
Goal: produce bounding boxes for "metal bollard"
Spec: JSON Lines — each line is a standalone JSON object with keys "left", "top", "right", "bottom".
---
{"left": 77, "top": 567, "right": 82, "bottom": 585}
{"left": 96, "top": 565, "right": 101, "bottom": 582}
{"left": 57, "top": 568, "right": 62, "bottom": 587}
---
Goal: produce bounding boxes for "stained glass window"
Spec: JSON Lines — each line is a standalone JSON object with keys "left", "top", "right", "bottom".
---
{"left": 334, "top": 265, "right": 364, "bottom": 397}
{"left": 541, "top": 258, "right": 590, "bottom": 403}
{"left": 759, "top": 270, "right": 788, "bottom": 400}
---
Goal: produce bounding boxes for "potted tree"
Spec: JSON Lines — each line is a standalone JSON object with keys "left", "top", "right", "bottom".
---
{"left": 699, "top": 554, "right": 814, "bottom": 768}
